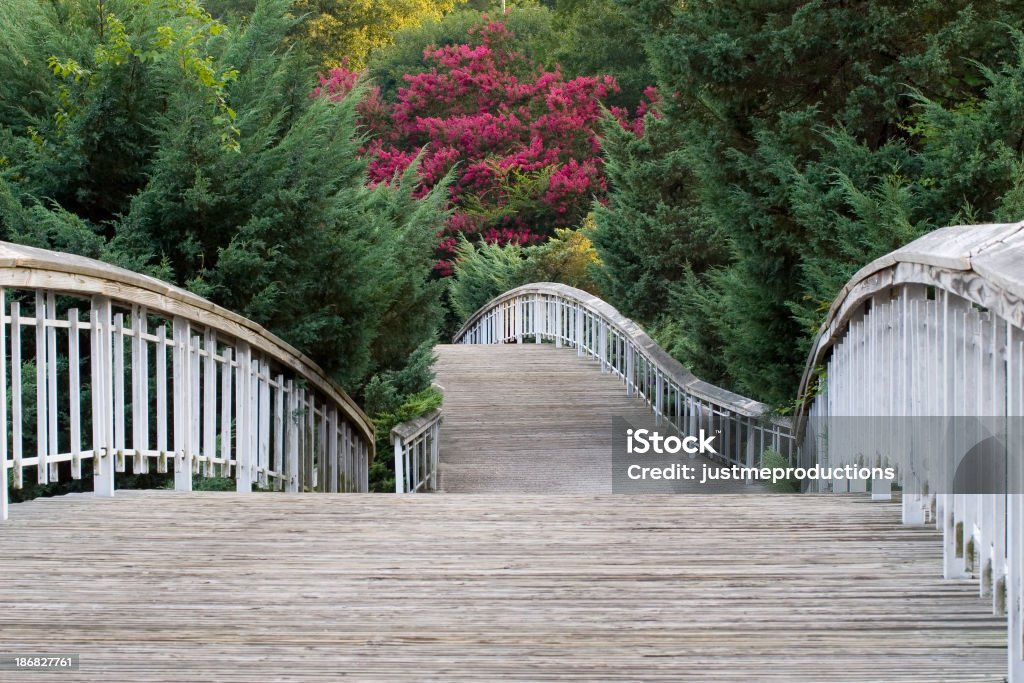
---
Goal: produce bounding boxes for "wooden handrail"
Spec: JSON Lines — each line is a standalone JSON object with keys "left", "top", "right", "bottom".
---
{"left": 392, "top": 383, "right": 443, "bottom": 493}
{"left": 794, "top": 222, "right": 1024, "bottom": 682}
{"left": 0, "top": 241, "right": 373, "bottom": 519}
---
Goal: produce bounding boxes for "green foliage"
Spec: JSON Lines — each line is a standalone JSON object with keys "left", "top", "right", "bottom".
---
{"left": 761, "top": 448, "right": 800, "bottom": 493}
{"left": 447, "top": 236, "right": 528, "bottom": 322}
{"left": 596, "top": 0, "right": 1024, "bottom": 406}
{"left": 0, "top": 0, "right": 242, "bottom": 227}
{"left": 368, "top": 4, "right": 557, "bottom": 100}
{"left": 550, "top": 0, "right": 654, "bottom": 108}
{"left": 91, "top": 0, "right": 451, "bottom": 390}
{"left": 592, "top": 114, "right": 726, "bottom": 323}
{"left": 363, "top": 340, "right": 440, "bottom": 492}
{"left": 448, "top": 220, "right": 604, "bottom": 326}
{"left": 522, "top": 221, "right": 602, "bottom": 294}
{"left": 294, "top": 0, "right": 458, "bottom": 68}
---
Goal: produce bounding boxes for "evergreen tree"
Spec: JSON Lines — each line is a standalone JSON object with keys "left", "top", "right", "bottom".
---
{"left": 602, "top": 0, "right": 1024, "bottom": 405}
{"left": 0, "top": 0, "right": 451, "bottom": 390}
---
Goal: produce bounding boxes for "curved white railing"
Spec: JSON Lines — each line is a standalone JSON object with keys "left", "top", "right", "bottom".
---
{"left": 453, "top": 283, "right": 795, "bottom": 468}
{"left": 392, "top": 408, "right": 442, "bottom": 494}
{"left": 0, "top": 241, "right": 374, "bottom": 520}
{"left": 796, "top": 222, "right": 1024, "bottom": 681}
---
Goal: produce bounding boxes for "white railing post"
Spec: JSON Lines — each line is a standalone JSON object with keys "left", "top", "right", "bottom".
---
{"left": 172, "top": 316, "right": 192, "bottom": 492}
{"left": 12, "top": 301, "right": 22, "bottom": 491}
{"left": 91, "top": 296, "right": 115, "bottom": 498}
{"left": 0, "top": 289, "right": 6, "bottom": 521}
{"left": 555, "top": 299, "right": 562, "bottom": 348}
{"left": 235, "top": 341, "right": 252, "bottom": 492}
{"left": 221, "top": 348, "right": 234, "bottom": 479}
{"left": 394, "top": 437, "right": 405, "bottom": 493}
{"left": 35, "top": 291, "right": 48, "bottom": 485}
{"left": 69, "top": 309, "right": 81, "bottom": 481}
{"left": 286, "top": 379, "right": 299, "bottom": 492}
{"left": 431, "top": 420, "right": 440, "bottom": 490}
{"left": 132, "top": 306, "right": 150, "bottom": 475}
{"left": 1010, "top": 493, "right": 1023, "bottom": 680}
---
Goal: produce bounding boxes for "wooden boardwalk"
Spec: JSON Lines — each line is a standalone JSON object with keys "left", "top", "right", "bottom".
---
{"left": 0, "top": 491, "right": 1007, "bottom": 681}
{"left": 434, "top": 344, "right": 738, "bottom": 493}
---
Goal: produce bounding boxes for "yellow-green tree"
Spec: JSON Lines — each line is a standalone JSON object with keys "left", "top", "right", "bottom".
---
{"left": 295, "top": 0, "right": 457, "bottom": 67}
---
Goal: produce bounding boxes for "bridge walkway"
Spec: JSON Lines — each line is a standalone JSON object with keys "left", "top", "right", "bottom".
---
{"left": 0, "top": 491, "right": 1007, "bottom": 682}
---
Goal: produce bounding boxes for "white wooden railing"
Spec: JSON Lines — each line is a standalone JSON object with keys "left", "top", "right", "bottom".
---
{"left": 0, "top": 242, "right": 373, "bottom": 520}
{"left": 796, "top": 221, "right": 1024, "bottom": 681}
{"left": 392, "top": 406, "right": 442, "bottom": 494}
{"left": 452, "top": 283, "right": 796, "bottom": 468}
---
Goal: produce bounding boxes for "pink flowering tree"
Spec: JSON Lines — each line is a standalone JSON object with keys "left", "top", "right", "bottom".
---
{"left": 317, "top": 21, "right": 655, "bottom": 274}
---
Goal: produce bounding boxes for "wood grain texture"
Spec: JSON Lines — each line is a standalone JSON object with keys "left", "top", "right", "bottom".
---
{"left": 0, "top": 490, "right": 1007, "bottom": 682}
{"left": 435, "top": 343, "right": 681, "bottom": 493}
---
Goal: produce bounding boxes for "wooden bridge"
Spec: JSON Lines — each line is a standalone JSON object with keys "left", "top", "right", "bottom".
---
{"left": 2, "top": 223, "right": 1024, "bottom": 681}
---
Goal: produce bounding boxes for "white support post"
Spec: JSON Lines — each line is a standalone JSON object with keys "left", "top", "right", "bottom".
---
{"left": 12, "top": 302, "right": 22, "bottom": 490}
{"left": 131, "top": 306, "right": 148, "bottom": 475}
{"left": 156, "top": 325, "right": 168, "bottom": 474}
{"left": 189, "top": 336, "right": 201, "bottom": 477}
{"left": 0, "top": 289, "right": 6, "bottom": 521}
{"left": 306, "top": 393, "right": 316, "bottom": 491}
{"left": 745, "top": 418, "right": 756, "bottom": 486}
{"left": 394, "top": 437, "right": 405, "bottom": 494}
{"left": 34, "top": 291, "right": 48, "bottom": 485}
{"left": 431, "top": 421, "right": 440, "bottom": 491}
{"left": 113, "top": 313, "right": 126, "bottom": 474}
{"left": 91, "top": 296, "right": 114, "bottom": 497}
{"left": 361, "top": 440, "right": 369, "bottom": 493}
{"left": 625, "top": 345, "right": 633, "bottom": 397}
{"left": 575, "top": 304, "right": 582, "bottom": 356}
{"left": 286, "top": 379, "right": 298, "bottom": 492}
{"left": 172, "top": 316, "right": 192, "bottom": 491}
{"left": 220, "top": 348, "right": 233, "bottom": 478}
{"left": 235, "top": 341, "right": 252, "bottom": 493}
{"left": 328, "top": 408, "right": 339, "bottom": 493}
{"left": 66, "top": 309, "right": 80, "bottom": 481}
{"left": 534, "top": 295, "right": 541, "bottom": 344}
{"left": 557, "top": 301, "right": 565, "bottom": 350}
{"left": 1010, "top": 493, "right": 1023, "bottom": 681}
{"left": 599, "top": 322, "right": 607, "bottom": 372}
{"left": 45, "top": 292, "right": 58, "bottom": 482}
{"left": 259, "top": 360, "right": 271, "bottom": 489}
{"left": 274, "top": 374, "right": 284, "bottom": 490}
{"left": 203, "top": 329, "right": 217, "bottom": 478}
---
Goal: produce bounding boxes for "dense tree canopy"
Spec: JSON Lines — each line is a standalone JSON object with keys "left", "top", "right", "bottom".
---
{"left": 0, "top": 0, "right": 449, "bottom": 389}
{"left": 321, "top": 19, "right": 652, "bottom": 274}
{"left": 3, "top": 0, "right": 1022, "bottom": 420}
{"left": 593, "top": 0, "right": 1024, "bottom": 406}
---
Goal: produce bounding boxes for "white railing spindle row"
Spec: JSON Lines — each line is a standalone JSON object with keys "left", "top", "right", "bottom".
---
{"left": 797, "top": 222, "right": 1024, "bottom": 681}
{"left": 0, "top": 241, "right": 374, "bottom": 520}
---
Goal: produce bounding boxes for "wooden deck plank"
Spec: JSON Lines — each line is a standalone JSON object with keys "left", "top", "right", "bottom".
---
{"left": 0, "top": 491, "right": 1007, "bottom": 681}
{"left": 434, "top": 344, "right": 739, "bottom": 493}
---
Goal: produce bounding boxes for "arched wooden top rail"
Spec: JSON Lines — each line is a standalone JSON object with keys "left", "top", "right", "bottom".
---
{"left": 454, "top": 282, "right": 771, "bottom": 418}
{"left": 797, "top": 221, "right": 1024, "bottom": 418}
{"left": 0, "top": 241, "right": 373, "bottom": 441}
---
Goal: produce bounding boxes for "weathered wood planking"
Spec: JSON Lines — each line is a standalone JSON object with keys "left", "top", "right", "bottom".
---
{"left": 433, "top": 343, "right": 743, "bottom": 493}
{"left": 0, "top": 491, "right": 1008, "bottom": 681}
